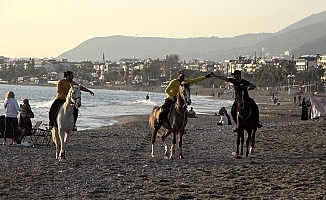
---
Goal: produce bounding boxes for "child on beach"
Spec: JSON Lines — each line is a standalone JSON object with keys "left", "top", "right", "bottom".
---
{"left": 217, "top": 112, "right": 229, "bottom": 125}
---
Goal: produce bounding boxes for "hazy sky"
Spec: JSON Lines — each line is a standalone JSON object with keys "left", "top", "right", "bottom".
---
{"left": 1, "top": 0, "right": 326, "bottom": 59}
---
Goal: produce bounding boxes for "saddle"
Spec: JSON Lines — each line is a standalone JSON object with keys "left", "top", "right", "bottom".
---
{"left": 156, "top": 106, "right": 173, "bottom": 122}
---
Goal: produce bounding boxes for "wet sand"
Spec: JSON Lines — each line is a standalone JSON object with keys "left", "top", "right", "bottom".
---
{"left": 0, "top": 90, "right": 325, "bottom": 199}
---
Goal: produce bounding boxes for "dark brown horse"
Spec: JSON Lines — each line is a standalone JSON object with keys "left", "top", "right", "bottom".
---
{"left": 234, "top": 85, "right": 257, "bottom": 157}
{"left": 149, "top": 83, "right": 191, "bottom": 159}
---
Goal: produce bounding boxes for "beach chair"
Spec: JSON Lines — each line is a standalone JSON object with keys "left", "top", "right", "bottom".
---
{"left": 23, "top": 121, "right": 42, "bottom": 142}
{"left": 32, "top": 126, "right": 52, "bottom": 147}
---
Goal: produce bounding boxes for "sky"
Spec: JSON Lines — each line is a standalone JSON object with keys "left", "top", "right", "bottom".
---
{"left": 1, "top": 0, "right": 326, "bottom": 59}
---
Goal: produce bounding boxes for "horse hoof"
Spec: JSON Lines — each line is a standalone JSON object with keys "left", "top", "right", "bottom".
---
{"left": 179, "top": 154, "right": 184, "bottom": 159}
{"left": 249, "top": 147, "right": 254, "bottom": 155}
{"left": 164, "top": 156, "right": 169, "bottom": 159}
{"left": 151, "top": 154, "right": 154, "bottom": 158}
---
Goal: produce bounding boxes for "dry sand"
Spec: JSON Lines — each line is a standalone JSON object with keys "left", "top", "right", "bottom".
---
{"left": 0, "top": 88, "right": 325, "bottom": 199}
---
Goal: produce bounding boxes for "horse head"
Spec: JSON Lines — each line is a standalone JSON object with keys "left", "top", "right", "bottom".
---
{"left": 178, "top": 82, "right": 191, "bottom": 106}
{"left": 68, "top": 84, "right": 82, "bottom": 108}
{"left": 234, "top": 83, "right": 250, "bottom": 110}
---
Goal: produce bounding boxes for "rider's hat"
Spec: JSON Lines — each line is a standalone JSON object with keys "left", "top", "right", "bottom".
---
{"left": 177, "top": 70, "right": 185, "bottom": 77}
{"left": 231, "top": 70, "right": 241, "bottom": 75}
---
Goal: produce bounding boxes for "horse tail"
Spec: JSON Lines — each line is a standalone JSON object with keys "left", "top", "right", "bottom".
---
{"left": 51, "top": 128, "right": 58, "bottom": 145}
{"left": 149, "top": 106, "right": 164, "bottom": 137}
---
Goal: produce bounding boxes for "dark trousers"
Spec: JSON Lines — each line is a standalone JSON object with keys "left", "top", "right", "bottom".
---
{"left": 18, "top": 128, "right": 32, "bottom": 142}
{"left": 301, "top": 106, "right": 309, "bottom": 120}
{"left": 231, "top": 98, "right": 259, "bottom": 125}
{"left": 49, "top": 99, "right": 78, "bottom": 126}
{"left": 159, "top": 98, "right": 175, "bottom": 121}
{"left": 4, "top": 117, "right": 19, "bottom": 143}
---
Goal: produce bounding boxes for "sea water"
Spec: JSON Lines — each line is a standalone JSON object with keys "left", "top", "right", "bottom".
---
{"left": 0, "top": 84, "right": 233, "bottom": 130}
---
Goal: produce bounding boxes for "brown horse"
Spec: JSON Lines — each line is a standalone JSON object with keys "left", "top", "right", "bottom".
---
{"left": 234, "top": 85, "right": 257, "bottom": 157}
{"left": 149, "top": 83, "right": 191, "bottom": 159}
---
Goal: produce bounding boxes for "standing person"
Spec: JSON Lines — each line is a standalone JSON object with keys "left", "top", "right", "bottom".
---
{"left": 212, "top": 70, "right": 263, "bottom": 131}
{"left": 301, "top": 98, "right": 309, "bottom": 120}
{"left": 3, "top": 91, "right": 22, "bottom": 145}
{"left": 49, "top": 71, "right": 94, "bottom": 131}
{"left": 155, "top": 70, "right": 212, "bottom": 129}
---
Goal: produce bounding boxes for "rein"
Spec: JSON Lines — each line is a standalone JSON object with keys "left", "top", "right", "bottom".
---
{"left": 237, "top": 91, "right": 252, "bottom": 120}
{"left": 174, "top": 91, "right": 188, "bottom": 131}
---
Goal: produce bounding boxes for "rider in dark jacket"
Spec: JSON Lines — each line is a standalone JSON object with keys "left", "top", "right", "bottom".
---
{"left": 212, "top": 70, "right": 263, "bottom": 131}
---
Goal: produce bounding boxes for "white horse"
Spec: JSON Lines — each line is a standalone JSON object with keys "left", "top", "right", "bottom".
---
{"left": 52, "top": 84, "right": 81, "bottom": 161}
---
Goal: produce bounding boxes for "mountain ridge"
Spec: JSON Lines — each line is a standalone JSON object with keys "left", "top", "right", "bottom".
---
{"left": 57, "top": 11, "right": 326, "bottom": 62}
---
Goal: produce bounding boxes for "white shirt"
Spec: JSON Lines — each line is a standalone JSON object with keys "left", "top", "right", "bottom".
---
{"left": 4, "top": 98, "right": 22, "bottom": 118}
{"left": 219, "top": 115, "right": 229, "bottom": 125}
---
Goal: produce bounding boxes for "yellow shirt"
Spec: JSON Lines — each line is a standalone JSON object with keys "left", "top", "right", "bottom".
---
{"left": 56, "top": 79, "right": 89, "bottom": 100}
{"left": 165, "top": 76, "right": 206, "bottom": 101}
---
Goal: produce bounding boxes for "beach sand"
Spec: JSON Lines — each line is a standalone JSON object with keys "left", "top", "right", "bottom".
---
{"left": 0, "top": 88, "right": 325, "bottom": 199}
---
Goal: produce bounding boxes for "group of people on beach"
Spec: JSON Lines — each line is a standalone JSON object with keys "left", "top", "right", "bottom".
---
{"left": 3, "top": 68, "right": 264, "bottom": 145}
{"left": 2, "top": 95, "right": 35, "bottom": 145}
{"left": 2, "top": 71, "right": 94, "bottom": 146}
{"left": 154, "top": 69, "right": 263, "bottom": 131}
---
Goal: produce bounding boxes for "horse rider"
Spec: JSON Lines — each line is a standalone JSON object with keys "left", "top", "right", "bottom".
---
{"left": 155, "top": 70, "right": 212, "bottom": 129}
{"left": 48, "top": 71, "right": 94, "bottom": 131}
{"left": 211, "top": 70, "right": 263, "bottom": 131}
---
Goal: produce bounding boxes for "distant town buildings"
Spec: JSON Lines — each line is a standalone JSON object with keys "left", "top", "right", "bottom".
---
{"left": 0, "top": 52, "right": 326, "bottom": 85}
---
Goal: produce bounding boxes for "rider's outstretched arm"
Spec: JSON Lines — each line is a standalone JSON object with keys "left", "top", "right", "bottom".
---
{"left": 211, "top": 72, "right": 229, "bottom": 82}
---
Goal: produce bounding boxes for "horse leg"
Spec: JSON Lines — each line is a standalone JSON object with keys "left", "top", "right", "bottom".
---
{"left": 51, "top": 128, "right": 60, "bottom": 159}
{"left": 162, "top": 129, "right": 171, "bottom": 159}
{"left": 236, "top": 131, "right": 240, "bottom": 156}
{"left": 246, "top": 130, "right": 250, "bottom": 157}
{"left": 151, "top": 128, "right": 158, "bottom": 157}
{"left": 240, "top": 131, "right": 244, "bottom": 156}
{"left": 249, "top": 129, "right": 256, "bottom": 155}
{"left": 58, "top": 129, "right": 66, "bottom": 161}
{"left": 178, "top": 131, "right": 184, "bottom": 159}
{"left": 169, "top": 127, "right": 177, "bottom": 159}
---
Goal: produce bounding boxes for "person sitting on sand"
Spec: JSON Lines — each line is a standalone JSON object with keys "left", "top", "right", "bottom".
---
{"left": 187, "top": 107, "right": 197, "bottom": 118}
{"left": 17, "top": 109, "right": 33, "bottom": 143}
{"left": 217, "top": 112, "right": 229, "bottom": 125}
{"left": 215, "top": 107, "right": 232, "bottom": 125}
{"left": 154, "top": 70, "right": 212, "bottom": 129}
{"left": 217, "top": 106, "right": 227, "bottom": 115}
{"left": 212, "top": 70, "right": 263, "bottom": 131}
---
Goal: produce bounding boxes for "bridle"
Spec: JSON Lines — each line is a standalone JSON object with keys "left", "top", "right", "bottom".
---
{"left": 68, "top": 86, "right": 81, "bottom": 108}
{"left": 174, "top": 83, "right": 190, "bottom": 129}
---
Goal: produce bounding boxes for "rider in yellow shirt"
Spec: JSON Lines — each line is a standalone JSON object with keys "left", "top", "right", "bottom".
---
{"left": 155, "top": 70, "right": 212, "bottom": 129}
{"left": 49, "top": 71, "right": 94, "bottom": 131}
